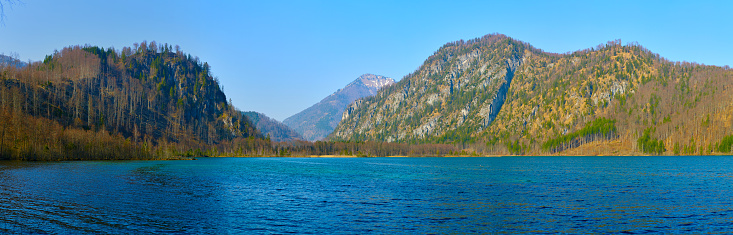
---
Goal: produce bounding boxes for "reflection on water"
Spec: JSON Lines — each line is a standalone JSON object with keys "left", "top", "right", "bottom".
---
{"left": 2, "top": 156, "right": 733, "bottom": 233}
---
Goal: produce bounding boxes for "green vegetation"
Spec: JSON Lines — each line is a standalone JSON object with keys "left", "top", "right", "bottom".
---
{"left": 717, "top": 134, "right": 733, "bottom": 153}
{"left": 505, "top": 139, "right": 527, "bottom": 155}
{"left": 637, "top": 128, "right": 665, "bottom": 155}
{"left": 542, "top": 118, "right": 616, "bottom": 152}
{"left": 283, "top": 140, "right": 457, "bottom": 157}
{"left": 242, "top": 111, "right": 304, "bottom": 142}
{"left": 332, "top": 34, "right": 733, "bottom": 156}
{"left": 0, "top": 42, "right": 261, "bottom": 160}
{"left": 5, "top": 34, "right": 733, "bottom": 158}
{"left": 283, "top": 74, "right": 394, "bottom": 142}
{"left": 1, "top": 45, "right": 454, "bottom": 160}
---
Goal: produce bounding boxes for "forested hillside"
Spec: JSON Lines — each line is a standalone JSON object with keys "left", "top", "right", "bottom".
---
{"left": 4, "top": 35, "right": 732, "bottom": 159}
{"left": 0, "top": 42, "right": 263, "bottom": 160}
{"left": 332, "top": 34, "right": 733, "bottom": 155}
{"left": 242, "top": 111, "right": 303, "bottom": 142}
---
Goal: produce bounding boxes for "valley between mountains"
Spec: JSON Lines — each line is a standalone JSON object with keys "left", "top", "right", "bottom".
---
{"left": 1, "top": 34, "right": 732, "bottom": 159}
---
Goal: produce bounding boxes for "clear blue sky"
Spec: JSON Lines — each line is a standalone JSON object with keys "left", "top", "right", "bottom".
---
{"left": 1, "top": 0, "right": 731, "bottom": 121}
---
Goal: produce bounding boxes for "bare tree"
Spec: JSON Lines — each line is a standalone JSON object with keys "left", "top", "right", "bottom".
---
{"left": 0, "top": 0, "right": 20, "bottom": 24}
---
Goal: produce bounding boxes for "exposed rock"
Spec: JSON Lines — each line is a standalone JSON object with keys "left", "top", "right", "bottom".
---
{"left": 331, "top": 34, "right": 525, "bottom": 142}
{"left": 328, "top": 33, "right": 733, "bottom": 157}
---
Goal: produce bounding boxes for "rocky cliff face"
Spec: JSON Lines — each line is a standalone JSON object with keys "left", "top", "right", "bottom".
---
{"left": 332, "top": 34, "right": 527, "bottom": 142}
{"left": 330, "top": 34, "right": 733, "bottom": 155}
{"left": 283, "top": 74, "right": 395, "bottom": 141}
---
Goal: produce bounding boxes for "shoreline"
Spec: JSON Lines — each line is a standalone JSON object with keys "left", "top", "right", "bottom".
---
{"left": 210, "top": 155, "right": 506, "bottom": 158}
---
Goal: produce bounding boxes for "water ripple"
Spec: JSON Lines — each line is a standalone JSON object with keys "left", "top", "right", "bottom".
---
{"left": 2, "top": 156, "right": 733, "bottom": 233}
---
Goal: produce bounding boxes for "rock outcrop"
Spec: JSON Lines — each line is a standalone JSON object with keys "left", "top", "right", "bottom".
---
{"left": 331, "top": 34, "right": 527, "bottom": 142}
{"left": 330, "top": 33, "right": 733, "bottom": 156}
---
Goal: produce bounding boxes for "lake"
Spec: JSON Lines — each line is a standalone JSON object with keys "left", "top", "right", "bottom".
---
{"left": 1, "top": 156, "right": 733, "bottom": 234}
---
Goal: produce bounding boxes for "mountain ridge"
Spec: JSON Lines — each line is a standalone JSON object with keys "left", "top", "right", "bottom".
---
{"left": 242, "top": 111, "right": 303, "bottom": 142}
{"left": 331, "top": 34, "right": 733, "bottom": 155}
{"left": 283, "top": 73, "right": 394, "bottom": 141}
{"left": 0, "top": 54, "right": 27, "bottom": 68}
{"left": 0, "top": 42, "right": 262, "bottom": 160}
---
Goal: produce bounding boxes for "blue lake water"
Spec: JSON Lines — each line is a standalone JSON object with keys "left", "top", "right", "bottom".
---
{"left": 2, "top": 156, "right": 733, "bottom": 234}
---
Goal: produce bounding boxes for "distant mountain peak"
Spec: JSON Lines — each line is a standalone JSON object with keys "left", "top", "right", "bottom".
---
{"left": 0, "top": 54, "right": 27, "bottom": 68}
{"left": 355, "top": 74, "right": 395, "bottom": 90}
{"left": 283, "top": 73, "right": 394, "bottom": 141}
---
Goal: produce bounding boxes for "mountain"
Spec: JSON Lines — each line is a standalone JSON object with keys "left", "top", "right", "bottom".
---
{"left": 283, "top": 73, "right": 394, "bottom": 141}
{"left": 0, "top": 54, "right": 27, "bottom": 68}
{"left": 0, "top": 42, "right": 261, "bottom": 160}
{"left": 242, "top": 111, "right": 303, "bottom": 142}
{"left": 331, "top": 34, "right": 733, "bottom": 155}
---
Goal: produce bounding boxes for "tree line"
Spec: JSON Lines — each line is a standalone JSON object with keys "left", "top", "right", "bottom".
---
{"left": 0, "top": 42, "right": 259, "bottom": 160}
{"left": 0, "top": 42, "right": 464, "bottom": 160}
